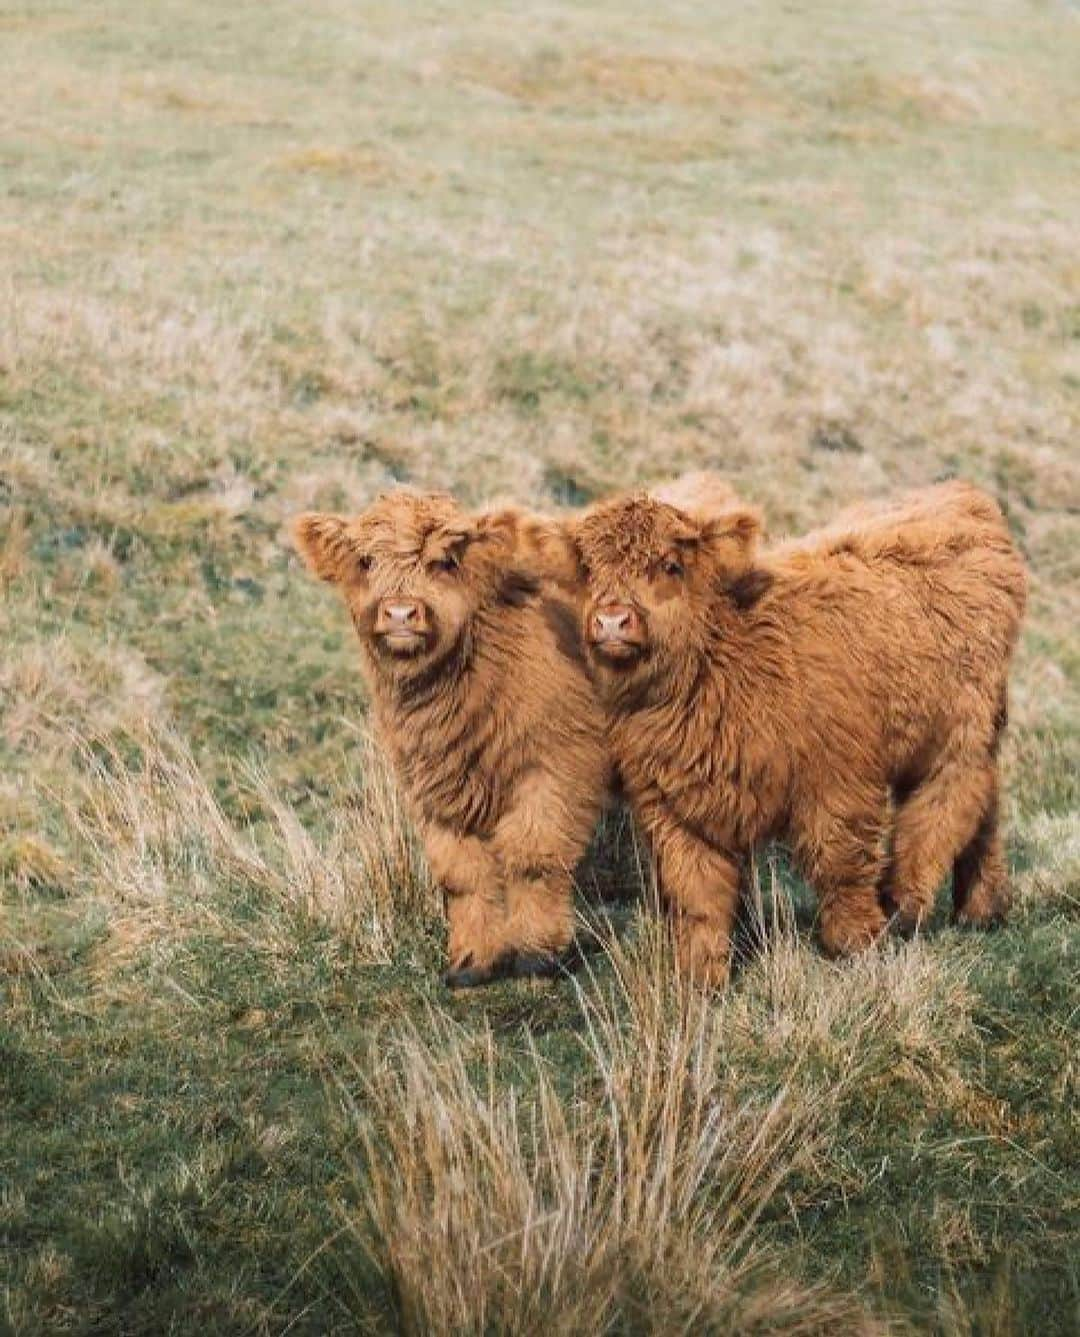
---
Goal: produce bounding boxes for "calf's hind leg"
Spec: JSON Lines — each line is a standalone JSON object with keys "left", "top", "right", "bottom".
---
{"left": 886, "top": 754, "right": 996, "bottom": 934}
{"left": 952, "top": 774, "right": 1009, "bottom": 927}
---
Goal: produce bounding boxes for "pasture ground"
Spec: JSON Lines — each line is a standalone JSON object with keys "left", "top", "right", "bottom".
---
{"left": 2, "top": 1, "right": 1078, "bottom": 1332}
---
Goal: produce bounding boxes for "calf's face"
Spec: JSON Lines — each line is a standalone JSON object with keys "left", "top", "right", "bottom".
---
{"left": 566, "top": 494, "right": 764, "bottom": 678}
{"left": 293, "top": 492, "right": 540, "bottom": 675}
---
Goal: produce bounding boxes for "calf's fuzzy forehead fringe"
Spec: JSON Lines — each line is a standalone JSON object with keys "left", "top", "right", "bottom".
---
{"left": 575, "top": 493, "right": 692, "bottom": 574}
{"left": 353, "top": 490, "right": 470, "bottom": 554}
{"left": 364, "top": 489, "right": 462, "bottom": 528}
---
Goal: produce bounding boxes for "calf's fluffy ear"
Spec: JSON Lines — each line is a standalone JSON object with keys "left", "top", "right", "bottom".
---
{"left": 478, "top": 508, "right": 585, "bottom": 589}
{"left": 701, "top": 506, "right": 761, "bottom": 561}
{"left": 651, "top": 471, "right": 741, "bottom": 524}
{"left": 292, "top": 513, "right": 353, "bottom": 583}
{"left": 700, "top": 506, "right": 773, "bottom": 606}
{"left": 528, "top": 517, "right": 587, "bottom": 590}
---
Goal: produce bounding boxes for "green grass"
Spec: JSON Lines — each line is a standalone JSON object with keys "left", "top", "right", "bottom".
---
{"left": 2, "top": 1, "right": 1079, "bottom": 1331}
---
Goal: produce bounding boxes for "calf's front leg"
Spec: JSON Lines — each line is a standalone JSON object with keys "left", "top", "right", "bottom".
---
{"left": 650, "top": 816, "right": 744, "bottom": 988}
{"left": 422, "top": 825, "right": 512, "bottom": 988}
{"left": 795, "top": 784, "right": 890, "bottom": 955}
{"left": 491, "top": 770, "right": 596, "bottom": 978}
{"left": 502, "top": 868, "right": 576, "bottom": 977}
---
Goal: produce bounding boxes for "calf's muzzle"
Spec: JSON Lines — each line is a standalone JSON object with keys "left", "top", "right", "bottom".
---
{"left": 588, "top": 602, "right": 646, "bottom": 661}
{"left": 374, "top": 598, "right": 431, "bottom": 651}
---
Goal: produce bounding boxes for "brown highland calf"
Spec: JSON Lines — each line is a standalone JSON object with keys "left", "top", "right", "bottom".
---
{"left": 552, "top": 480, "right": 1027, "bottom": 985}
{"left": 293, "top": 491, "right": 609, "bottom": 987}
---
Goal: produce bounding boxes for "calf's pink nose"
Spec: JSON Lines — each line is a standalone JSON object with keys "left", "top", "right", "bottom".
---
{"left": 382, "top": 601, "right": 420, "bottom": 626}
{"left": 593, "top": 605, "right": 635, "bottom": 639}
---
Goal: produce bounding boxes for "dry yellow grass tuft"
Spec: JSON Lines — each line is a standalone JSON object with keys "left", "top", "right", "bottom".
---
{"left": 339, "top": 974, "right": 888, "bottom": 1335}
{"left": 61, "top": 724, "right": 432, "bottom": 974}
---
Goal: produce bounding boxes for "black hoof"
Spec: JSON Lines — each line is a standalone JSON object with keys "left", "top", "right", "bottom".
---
{"left": 443, "top": 963, "right": 502, "bottom": 990}
{"left": 892, "top": 914, "right": 920, "bottom": 940}
{"left": 511, "top": 951, "right": 563, "bottom": 980}
{"left": 880, "top": 893, "right": 920, "bottom": 939}
{"left": 951, "top": 909, "right": 1007, "bottom": 932}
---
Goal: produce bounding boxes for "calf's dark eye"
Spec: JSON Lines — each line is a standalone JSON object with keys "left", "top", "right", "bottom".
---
{"left": 661, "top": 558, "right": 684, "bottom": 577}
{"left": 356, "top": 554, "right": 374, "bottom": 574}
{"left": 431, "top": 554, "right": 459, "bottom": 574}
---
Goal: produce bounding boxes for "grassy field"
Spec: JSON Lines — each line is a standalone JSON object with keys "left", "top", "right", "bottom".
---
{"left": 2, "top": 0, "right": 1079, "bottom": 1331}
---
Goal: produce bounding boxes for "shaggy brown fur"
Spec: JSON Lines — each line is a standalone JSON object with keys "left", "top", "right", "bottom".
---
{"left": 293, "top": 491, "right": 609, "bottom": 987}
{"left": 558, "top": 480, "right": 1027, "bottom": 985}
